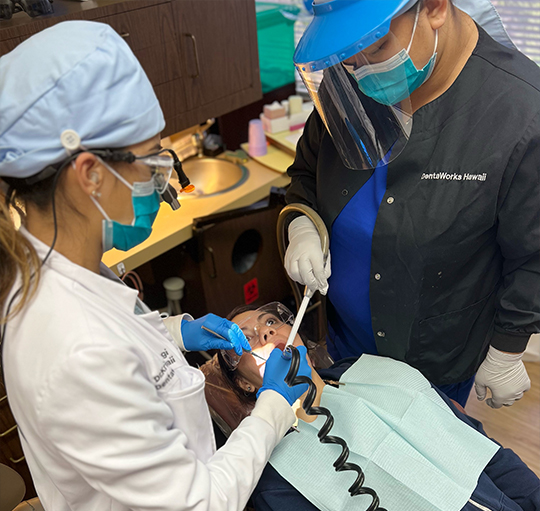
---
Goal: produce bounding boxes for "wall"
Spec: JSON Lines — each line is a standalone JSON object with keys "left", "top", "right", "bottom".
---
{"left": 492, "top": 0, "right": 540, "bottom": 64}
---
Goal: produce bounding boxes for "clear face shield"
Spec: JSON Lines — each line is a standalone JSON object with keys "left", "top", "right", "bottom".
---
{"left": 293, "top": 0, "right": 444, "bottom": 171}
{"left": 297, "top": 28, "right": 415, "bottom": 171}
{"left": 220, "top": 302, "right": 295, "bottom": 371}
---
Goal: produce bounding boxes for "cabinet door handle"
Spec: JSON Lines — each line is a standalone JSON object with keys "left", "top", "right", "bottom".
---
{"left": 204, "top": 246, "right": 217, "bottom": 278}
{"left": 10, "top": 455, "right": 25, "bottom": 464}
{"left": 120, "top": 32, "right": 130, "bottom": 39}
{"left": 184, "top": 33, "right": 200, "bottom": 79}
{"left": 0, "top": 395, "right": 7, "bottom": 403}
{"left": 0, "top": 424, "right": 17, "bottom": 438}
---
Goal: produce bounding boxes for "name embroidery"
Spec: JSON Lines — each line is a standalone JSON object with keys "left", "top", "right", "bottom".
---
{"left": 153, "top": 348, "right": 177, "bottom": 390}
{"left": 421, "top": 172, "right": 487, "bottom": 182}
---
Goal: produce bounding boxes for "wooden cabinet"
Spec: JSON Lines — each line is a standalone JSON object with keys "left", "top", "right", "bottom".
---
{"left": 172, "top": 0, "right": 261, "bottom": 131}
{"left": 98, "top": 1, "right": 191, "bottom": 131}
{"left": 192, "top": 196, "right": 291, "bottom": 318}
{"left": 0, "top": 0, "right": 262, "bottom": 137}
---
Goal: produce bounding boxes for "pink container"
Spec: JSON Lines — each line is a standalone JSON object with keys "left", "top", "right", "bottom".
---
{"left": 248, "top": 119, "right": 267, "bottom": 157}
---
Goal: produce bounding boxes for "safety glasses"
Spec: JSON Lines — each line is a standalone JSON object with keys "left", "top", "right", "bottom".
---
{"left": 221, "top": 302, "right": 295, "bottom": 370}
{"left": 0, "top": 0, "right": 53, "bottom": 19}
{"left": 134, "top": 149, "right": 176, "bottom": 194}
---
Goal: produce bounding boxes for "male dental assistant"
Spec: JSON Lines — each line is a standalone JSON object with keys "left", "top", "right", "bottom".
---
{"left": 284, "top": 0, "right": 540, "bottom": 407}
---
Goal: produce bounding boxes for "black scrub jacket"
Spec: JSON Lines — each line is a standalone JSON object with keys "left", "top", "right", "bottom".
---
{"left": 286, "top": 27, "right": 540, "bottom": 385}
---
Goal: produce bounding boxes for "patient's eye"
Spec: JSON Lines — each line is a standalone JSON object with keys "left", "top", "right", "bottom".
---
{"left": 265, "top": 318, "right": 277, "bottom": 327}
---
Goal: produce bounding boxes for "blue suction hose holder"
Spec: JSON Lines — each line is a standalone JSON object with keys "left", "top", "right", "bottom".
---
{"left": 284, "top": 346, "right": 387, "bottom": 510}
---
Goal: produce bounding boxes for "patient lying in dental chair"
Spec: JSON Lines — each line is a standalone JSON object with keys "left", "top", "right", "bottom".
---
{"left": 200, "top": 302, "right": 540, "bottom": 511}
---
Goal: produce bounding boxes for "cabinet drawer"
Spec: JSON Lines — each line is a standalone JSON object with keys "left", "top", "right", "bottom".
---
{"left": 99, "top": 2, "right": 181, "bottom": 87}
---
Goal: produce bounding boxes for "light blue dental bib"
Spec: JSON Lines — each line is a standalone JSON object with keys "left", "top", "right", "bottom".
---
{"left": 269, "top": 356, "right": 499, "bottom": 511}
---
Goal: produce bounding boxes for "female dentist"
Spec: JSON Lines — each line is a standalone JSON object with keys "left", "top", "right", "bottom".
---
{"left": 0, "top": 21, "right": 312, "bottom": 511}
{"left": 284, "top": 0, "right": 540, "bottom": 408}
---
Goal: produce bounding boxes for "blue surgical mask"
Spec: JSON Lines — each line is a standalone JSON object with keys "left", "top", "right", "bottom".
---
{"left": 90, "top": 159, "right": 161, "bottom": 252}
{"left": 348, "top": 4, "right": 439, "bottom": 106}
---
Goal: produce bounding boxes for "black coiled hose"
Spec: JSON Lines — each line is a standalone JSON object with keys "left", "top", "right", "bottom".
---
{"left": 285, "top": 346, "right": 387, "bottom": 511}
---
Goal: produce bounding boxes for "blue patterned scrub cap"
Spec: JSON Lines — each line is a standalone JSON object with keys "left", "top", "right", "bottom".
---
{"left": 0, "top": 20, "right": 165, "bottom": 180}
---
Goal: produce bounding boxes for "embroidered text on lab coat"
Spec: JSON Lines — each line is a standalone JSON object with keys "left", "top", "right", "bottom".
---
{"left": 153, "top": 349, "right": 177, "bottom": 390}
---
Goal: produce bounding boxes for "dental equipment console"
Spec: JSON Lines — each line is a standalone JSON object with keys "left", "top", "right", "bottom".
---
{"left": 277, "top": 205, "right": 386, "bottom": 511}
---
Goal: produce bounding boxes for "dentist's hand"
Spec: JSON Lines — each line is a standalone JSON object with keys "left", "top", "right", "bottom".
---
{"left": 475, "top": 346, "right": 531, "bottom": 408}
{"left": 257, "top": 346, "right": 312, "bottom": 405}
{"left": 181, "top": 314, "right": 251, "bottom": 355}
{"left": 284, "top": 216, "right": 331, "bottom": 295}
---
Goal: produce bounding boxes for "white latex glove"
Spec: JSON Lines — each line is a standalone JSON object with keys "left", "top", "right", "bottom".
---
{"left": 284, "top": 216, "right": 331, "bottom": 295}
{"left": 475, "top": 345, "right": 531, "bottom": 408}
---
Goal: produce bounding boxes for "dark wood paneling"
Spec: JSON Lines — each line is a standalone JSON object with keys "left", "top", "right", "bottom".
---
{"left": 154, "top": 79, "right": 189, "bottom": 136}
{"left": 175, "top": 0, "right": 261, "bottom": 108}
{"left": 0, "top": 36, "right": 22, "bottom": 53}
{"left": 0, "top": 0, "right": 168, "bottom": 40}
{"left": 194, "top": 205, "right": 291, "bottom": 318}
{"left": 178, "top": 0, "right": 253, "bottom": 100}
{"left": 100, "top": 2, "right": 183, "bottom": 86}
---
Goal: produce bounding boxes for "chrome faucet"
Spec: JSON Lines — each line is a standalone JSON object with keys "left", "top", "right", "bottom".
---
{"left": 191, "top": 118, "right": 216, "bottom": 158}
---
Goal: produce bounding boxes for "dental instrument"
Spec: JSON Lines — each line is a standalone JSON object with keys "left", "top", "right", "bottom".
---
{"left": 283, "top": 287, "right": 314, "bottom": 359}
{"left": 201, "top": 325, "right": 267, "bottom": 362}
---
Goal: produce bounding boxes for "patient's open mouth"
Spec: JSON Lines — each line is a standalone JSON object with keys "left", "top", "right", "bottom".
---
{"left": 275, "top": 342, "right": 286, "bottom": 352}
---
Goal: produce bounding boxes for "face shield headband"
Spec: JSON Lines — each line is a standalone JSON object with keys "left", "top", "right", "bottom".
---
{"left": 294, "top": 3, "right": 422, "bottom": 170}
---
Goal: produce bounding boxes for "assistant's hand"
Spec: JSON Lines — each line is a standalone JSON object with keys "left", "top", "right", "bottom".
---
{"left": 257, "top": 346, "right": 312, "bottom": 405}
{"left": 284, "top": 216, "right": 331, "bottom": 295}
{"left": 181, "top": 314, "right": 251, "bottom": 355}
{"left": 475, "top": 346, "right": 531, "bottom": 408}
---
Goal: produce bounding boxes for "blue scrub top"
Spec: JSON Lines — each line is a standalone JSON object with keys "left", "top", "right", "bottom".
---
{"left": 325, "top": 156, "right": 477, "bottom": 405}
{"left": 326, "top": 157, "right": 389, "bottom": 360}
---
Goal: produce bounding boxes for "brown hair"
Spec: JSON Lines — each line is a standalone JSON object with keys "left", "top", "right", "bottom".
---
{"left": 0, "top": 170, "right": 60, "bottom": 324}
{"left": 216, "top": 304, "right": 260, "bottom": 404}
{"left": 1, "top": 197, "right": 38, "bottom": 324}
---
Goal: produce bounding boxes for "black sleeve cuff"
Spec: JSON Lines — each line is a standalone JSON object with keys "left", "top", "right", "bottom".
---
{"left": 491, "top": 326, "right": 531, "bottom": 353}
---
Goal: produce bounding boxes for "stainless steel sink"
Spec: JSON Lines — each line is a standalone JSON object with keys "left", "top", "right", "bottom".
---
{"left": 172, "top": 157, "right": 249, "bottom": 199}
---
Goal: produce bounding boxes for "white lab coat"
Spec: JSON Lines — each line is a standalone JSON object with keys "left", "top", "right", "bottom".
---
{"left": 3, "top": 228, "right": 294, "bottom": 511}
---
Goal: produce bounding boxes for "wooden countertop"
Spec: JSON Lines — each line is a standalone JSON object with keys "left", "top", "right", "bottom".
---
{"left": 102, "top": 157, "right": 290, "bottom": 275}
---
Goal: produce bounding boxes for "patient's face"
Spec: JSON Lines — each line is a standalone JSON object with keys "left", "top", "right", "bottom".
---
{"left": 232, "top": 311, "right": 305, "bottom": 390}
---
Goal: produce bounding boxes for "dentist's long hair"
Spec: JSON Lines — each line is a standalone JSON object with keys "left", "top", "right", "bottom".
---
{"left": 0, "top": 189, "right": 41, "bottom": 324}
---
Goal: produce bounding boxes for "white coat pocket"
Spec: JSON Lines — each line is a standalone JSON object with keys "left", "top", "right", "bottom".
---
{"left": 158, "top": 365, "right": 215, "bottom": 463}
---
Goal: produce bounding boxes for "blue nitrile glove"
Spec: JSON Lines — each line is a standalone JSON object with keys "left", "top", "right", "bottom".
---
{"left": 181, "top": 314, "right": 251, "bottom": 355}
{"left": 257, "top": 346, "right": 312, "bottom": 405}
